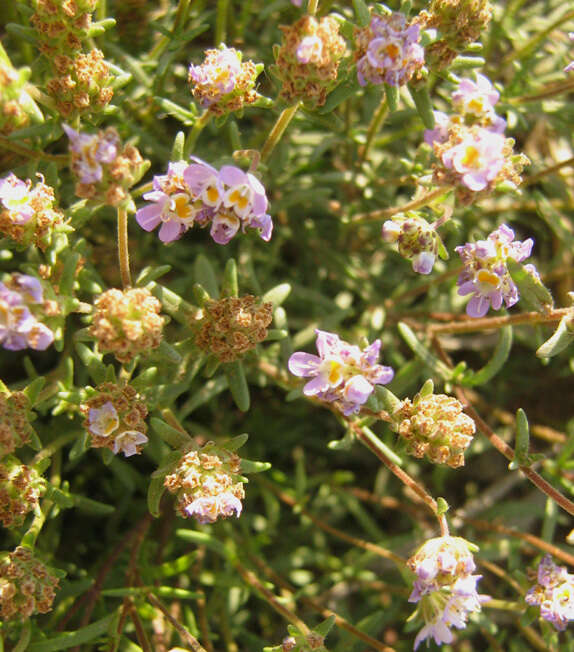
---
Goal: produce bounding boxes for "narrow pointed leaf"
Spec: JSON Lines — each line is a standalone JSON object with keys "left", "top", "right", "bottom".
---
{"left": 225, "top": 360, "right": 250, "bottom": 412}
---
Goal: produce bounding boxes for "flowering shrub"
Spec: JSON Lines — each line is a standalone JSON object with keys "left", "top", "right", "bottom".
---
{"left": 0, "top": 1, "right": 573, "bottom": 650}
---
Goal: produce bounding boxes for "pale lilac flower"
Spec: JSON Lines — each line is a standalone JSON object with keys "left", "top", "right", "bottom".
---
{"left": 423, "top": 111, "right": 451, "bottom": 146}
{"left": 296, "top": 35, "right": 323, "bottom": 64}
{"left": 455, "top": 224, "right": 535, "bottom": 318}
{"left": 356, "top": 13, "right": 424, "bottom": 87}
{"left": 441, "top": 128, "right": 506, "bottom": 191}
{"left": 0, "top": 275, "right": 53, "bottom": 351}
{"left": 452, "top": 74, "right": 505, "bottom": 132}
{"left": 408, "top": 536, "right": 486, "bottom": 650}
{"left": 88, "top": 402, "right": 120, "bottom": 437}
{"left": 112, "top": 430, "right": 149, "bottom": 457}
{"left": 0, "top": 173, "right": 34, "bottom": 223}
{"left": 288, "top": 330, "right": 394, "bottom": 415}
{"left": 63, "top": 124, "right": 118, "bottom": 184}
{"left": 526, "top": 555, "right": 574, "bottom": 631}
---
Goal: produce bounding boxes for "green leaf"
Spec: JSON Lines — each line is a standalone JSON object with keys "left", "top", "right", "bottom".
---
{"left": 151, "top": 418, "right": 193, "bottom": 449}
{"left": 436, "top": 497, "right": 449, "bottom": 515}
{"left": 68, "top": 431, "right": 89, "bottom": 462}
{"left": 319, "top": 69, "right": 361, "bottom": 114}
{"left": 223, "top": 433, "right": 249, "bottom": 452}
{"left": 397, "top": 322, "right": 453, "bottom": 380}
{"left": 507, "top": 259, "right": 554, "bottom": 311}
{"left": 262, "top": 283, "right": 291, "bottom": 308}
{"left": 147, "top": 475, "right": 166, "bottom": 518}
{"left": 536, "top": 315, "right": 574, "bottom": 358}
{"left": 222, "top": 258, "right": 239, "bottom": 298}
{"left": 171, "top": 131, "right": 185, "bottom": 161}
{"left": 385, "top": 83, "right": 399, "bottom": 111}
{"left": 374, "top": 385, "right": 401, "bottom": 414}
{"left": 353, "top": 0, "right": 371, "bottom": 27}
{"left": 27, "top": 614, "right": 115, "bottom": 651}
{"left": 131, "top": 367, "right": 159, "bottom": 391}
{"left": 314, "top": 614, "right": 336, "bottom": 638}
{"left": 180, "top": 376, "right": 228, "bottom": 417}
{"left": 409, "top": 83, "right": 435, "bottom": 129}
{"left": 136, "top": 265, "right": 172, "bottom": 286}
{"left": 460, "top": 326, "right": 513, "bottom": 386}
{"left": 328, "top": 429, "right": 354, "bottom": 450}
{"left": 240, "top": 459, "right": 271, "bottom": 473}
{"left": 194, "top": 254, "right": 219, "bottom": 298}
{"left": 149, "top": 282, "right": 198, "bottom": 324}
{"left": 155, "top": 97, "right": 196, "bottom": 126}
{"left": 510, "top": 408, "right": 530, "bottom": 470}
{"left": 24, "top": 377, "right": 46, "bottom": 404}
{"left": 176, "top": 529, "right": 227, "bottom": 556}
{"left": 225, "top": 360, "right": 250, "bottom": 412}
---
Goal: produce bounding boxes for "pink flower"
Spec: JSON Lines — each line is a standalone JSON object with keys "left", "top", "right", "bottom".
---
{"left": 112, "top": 430, "right": 149, "bottom": 457}
{"left": 296, "top": 35, "right": 323, "bottom": 64}
{"left": 63, "top": 124, "right": 119, "bottom": 184}
{"left": 288, "top": 330, "right": 394, "bottom": 415}
{"left": 526, "top": 555, "right": 574, "bottom": 631}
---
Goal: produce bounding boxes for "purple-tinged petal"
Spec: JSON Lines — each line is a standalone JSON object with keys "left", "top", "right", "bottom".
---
{"left": 288, "top": 352, "right": 321, "bottom": 377}
{"left": 158, "top": 219, "right": 184, "bottom": 243}
{"left": 27, "top": 323, "right": 54, "bottom": 350}
{"left": 219, "top": 165, "right": 247, "bottom": 187}
{"left": 343, "top": 375, "right": 373, "bottom": 406}
{"left": 136, "top": 203, "right": 164, "bottom": 231}
{"left": 466, "top": 294, "right": 490, "bottom": 318}
{"left": 303, "top": 374, "right": 330, "bottom": 396}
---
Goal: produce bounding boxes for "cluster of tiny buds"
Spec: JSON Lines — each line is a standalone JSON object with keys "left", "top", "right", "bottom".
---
{"left": 81, "top": 383, "right": 148, "bottom": 457}
{"left": 0, "top": 62, "right": 32, "bottom": 136}
{"left": 89, "top": 287, "right": 165, "bottom": 363}
{"left": 419, "top": 0, "right": 493, "bottom": 69}
{"left": 389, "top": 380, "right": 475, "bottom": 468}
{"left": 188, "top": 44, "right": 262, "bottom": 116}
{"left": 0, "top": 173, "right": 64, "bottom": 250}
{"left": 164, "top": 443, "right": 245, "bottom": 524}
{"left": 31, "top": 0, "right": 97, "bottom": 56}
{"left": 0, "top": 456, "right": 47, "bottom": 529}
{"left": 0, "top": 391, "right": 34, "bottom": 458}
{"left": 195, "top": 295, "right": 273, "bottom": 362}
{"left": 275, "top": 15, "right": 346, "bottom": 107}
{"left": 382, "top": 212, "right": 444, "bottom": 275}
{"left": 64, "top": 124, "right": 147, "bottom": 206}
{"left": 0, "top": 546, "right": 59, "bottom": 621}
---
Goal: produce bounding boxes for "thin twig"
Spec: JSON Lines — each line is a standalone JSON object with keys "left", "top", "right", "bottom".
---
{"left": 351, "top": 187, "right": 451, "bottom": 224}
{"left": 147, "top": 593, "right": 208, "bottom": 652}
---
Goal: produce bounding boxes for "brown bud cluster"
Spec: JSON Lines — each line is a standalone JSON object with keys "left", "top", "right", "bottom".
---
{"left": 89, "top": 287, "right": 165, "bottom": 363}
{"left": 80, "top": 383, "right": 148, "bottom": 457}
{"left": 390, "top": 389, "right": 475, "bottom": 468}
{"left": 195, "top": 295, "right": 272, "bottom": 362}
{"left": 0, "top": 546, "right": 59, "bottom": 621}
{"left": 0, "top": 175, "right": 64, "bottom": 251}
{"left": 0, "top": 391, "right": 35, "bottom": 458}
{"left": 0, "top": 63, "right": 31, "bottom": 136}
{"left": 164, "top": 444, "right": 245, "bottom": 523}
{"left": 419, "top": 0, "right": 493, "bottom": 70}
{"left": 31, "top": 0, "right": 97, "bottom": 57}
{"left": 45, "top": 49, "right": 113, "bottom": 118}
{"left": 275, "top": 15, "right": 346, "bottom": 107}
{"left": 0, "top": 456, "right": 47, "bottom": 529}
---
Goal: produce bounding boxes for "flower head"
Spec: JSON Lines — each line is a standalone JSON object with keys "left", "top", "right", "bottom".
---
{"left": 526, "top": 555, "right": 574, "bottom": 631}
{"left": 195, "top": 295, "right": 273, "bottom": 362}
{"left": 355, "top": 13, "right": 424, "bottom": 87}
{"left": 288, "top": 330, "right": 394, "bottom": 415}
{"left": 0, "top": 547, "right": 59, "bottom": 621}
{"left": 164, "top": 443, "right": 245, "bottom": 524}
{"left": 136, "top": 158, "right": 273, "bottom": 245}
{"left": 89, "top": 287, "right": 165, "bottom": 362}
{"left": 408, "top": 536, "right": 486, "bottom": 650}
{"left": 81, "top": 383, "right": 148, "bottom": 457}
{"left": 188, "top": 45, "right": 261, "bottom": 116}
{"left": 382, "top": 213, "right": 444, "bottom": 275}
{"left": 455, "top": 224, "right": 536, "bottom": 317}
{"left": 0, "top": 456, "right": 47, "bottom": 529}
{"left": 0, "top": 390, "right": 35, "bottom": 458}
{"left": 388, "top": 381, "right": 476, "bottom": 467}
{"left": 275, "top": 15, "right": 346, "bottom": 107}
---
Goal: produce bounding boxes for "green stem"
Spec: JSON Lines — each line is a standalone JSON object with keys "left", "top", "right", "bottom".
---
{"left": 183, "top": 111, "right": 211, "bottom": 159}
{"left": 351, "top": 186, "right": 452, "bottom": 224}
{"left": 215, "top": 0, "right": 229, "bottom": 45}
{"left": 308, "top": 0, "right": 319, "bottom": 14}
{"left": 117, "top": 205, "right": 132, "bottom": 288}
{"left": 510, "top": 78, "right": 574, "bottom": 104}
{"left": 260, "top": 103, "right": 300, "bottom": 163}
{"left": 359, "top": 96, "right": 388, "bottom": 164}
{"left": 0, "top": 135, "right": 67, "bottom": 164}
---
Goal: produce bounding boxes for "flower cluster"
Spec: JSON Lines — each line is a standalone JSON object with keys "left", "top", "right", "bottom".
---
{"left": 0, "top": 546, "right": 59, "bottom": 621}
{"left": 0, "top": 456, "right": 47, "bottom": 529}
{"left": 81, "top": 383, "right": 148, "bottom": 457}
{"left": 0, "top": 390, "right": 35, "bottom": 457}
{"left": 354, "top": 12, "right": 425, "bottom": 87}
{"left": 388, "top": 381, "right": 476, "bottom": 467}
{"left": 419, "top": 0, "right": 493, "bottom": 70}
{"left": 164, "top": 443, "right": 245, "bottom": 523}
{"left": 89, "top": 287, "right": 165, "bottom": 363}
{"left": 136, "top": 158, "right": 272, "bottom": 245}
{"left": 0, "top": 173, "right": 65, "bottom": 250}
{"left": 382, "top": 212, "right": 445, "bottom": 275}
{"left": 64, "top": 124, "right": 148, "bottom": 206}
{"left": 525, "top": 555, "right": 574, "bottom": 631}
{"left": 188, "top": 44, "right": 262, "bottom": 116}
{"left": 195, "top": 295, "right": 273, "bottom": 362}
{"left": 455, "top": 224, "right": 537, "bottom": 318}
{"left": 425, "top": 74, "right": 528, "bottom": 201}
{"left": 0, "top": 273, "right": 55, "bottom": 351}
{"left": 288, "top": 330, "right": 394, "bottom": 416}
{"left": 274, "top": 15, "right": 346, "bottom": 107}
{"left": 0, "top": 60, "right": 38, "bottom": 137}
{"left": 408, "top": 536, "right": 485, "bottom": 649}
